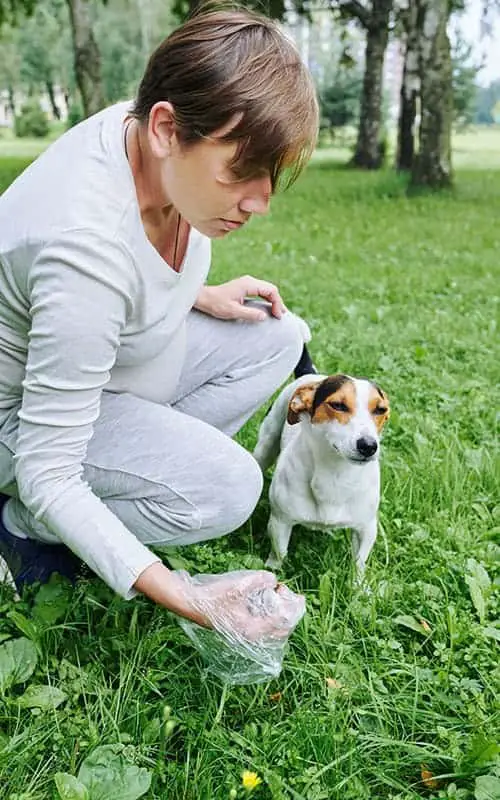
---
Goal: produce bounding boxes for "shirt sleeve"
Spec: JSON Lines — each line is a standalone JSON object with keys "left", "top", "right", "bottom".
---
{"left": 14, "top": 229, "right": 161, "bottom": 598}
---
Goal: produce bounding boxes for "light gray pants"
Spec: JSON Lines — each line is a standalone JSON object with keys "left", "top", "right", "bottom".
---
{"left": 0, "top": 308, "right": 303, "bottom": 549}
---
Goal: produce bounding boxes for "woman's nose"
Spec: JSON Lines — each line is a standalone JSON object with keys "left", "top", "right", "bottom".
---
{"left": 239, "top": 175, "right": 272, "bottom": 216}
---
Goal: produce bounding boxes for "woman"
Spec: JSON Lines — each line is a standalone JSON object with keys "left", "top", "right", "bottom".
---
{"left": 0, "top": 7, "right": 318, "bottom": 639}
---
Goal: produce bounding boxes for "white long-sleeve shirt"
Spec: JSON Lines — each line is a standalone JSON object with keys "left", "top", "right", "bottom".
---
{"left": 0, "top": 101, "right": 211, "bottom": 597}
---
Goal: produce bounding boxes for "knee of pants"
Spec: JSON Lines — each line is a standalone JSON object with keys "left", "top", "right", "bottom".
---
{"left": 266, "top": 311, "right": 307, "bottom": 374}
{"left": 136, "top": 446, "right": 264, "bottom": 544}
{"left": 206, "top": 448, "right": 264, "bottom": 535}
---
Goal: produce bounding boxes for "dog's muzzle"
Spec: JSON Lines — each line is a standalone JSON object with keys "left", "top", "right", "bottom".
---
{"left": 355, "top": 436, "right": 378, "bottom": 460}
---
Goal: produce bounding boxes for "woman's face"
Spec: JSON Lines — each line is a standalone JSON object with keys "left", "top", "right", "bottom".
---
{"left": 148, "top": 105, "right": 273, "bottom": 238}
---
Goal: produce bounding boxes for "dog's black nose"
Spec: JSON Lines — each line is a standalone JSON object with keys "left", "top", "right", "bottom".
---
{"left": 356, "top": 437, "right": 378, "bottom": 458}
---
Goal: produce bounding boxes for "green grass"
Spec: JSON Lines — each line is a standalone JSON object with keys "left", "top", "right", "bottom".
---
{"left": 0, "top": 123, "right": 64, "bottom": 159}
{"left": 314, "top": 125, "right": 500, "bottom": 170}
{"left": 0, "top": 137, "right": 499, "bottom": 800}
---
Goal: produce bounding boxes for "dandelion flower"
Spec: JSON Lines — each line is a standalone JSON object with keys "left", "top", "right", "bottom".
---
{"left": 241, "top": 770, "right": 262, "bottom": 792}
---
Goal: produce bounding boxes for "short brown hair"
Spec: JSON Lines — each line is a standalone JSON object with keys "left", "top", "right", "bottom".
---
{"left": 132, "top": 5, "right": 318, "bottom": 189}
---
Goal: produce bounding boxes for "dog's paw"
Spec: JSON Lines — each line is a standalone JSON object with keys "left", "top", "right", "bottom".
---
{"left": 265, "top": 552, "right": 284, "bottom": 571}
{"left": 353, "top": 569, "right": 372, "bottom": 596}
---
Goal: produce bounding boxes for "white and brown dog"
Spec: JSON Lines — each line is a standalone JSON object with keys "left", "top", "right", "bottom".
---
{"left": 253, "top": 372, "right": 390, "bottom": 574}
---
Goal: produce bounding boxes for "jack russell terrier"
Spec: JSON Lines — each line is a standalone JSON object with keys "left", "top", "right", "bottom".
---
{"left": 253, "top": 368, "right": 390, "bottom": 574}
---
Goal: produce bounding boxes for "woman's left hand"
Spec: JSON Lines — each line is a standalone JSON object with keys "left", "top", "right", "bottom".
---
{"left": 194, "top": 276, "right": 287, "bottom": 322}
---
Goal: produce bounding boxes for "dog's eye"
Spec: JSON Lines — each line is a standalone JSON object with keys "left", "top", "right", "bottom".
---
{"left": 372, "top": 406, "right": 387, "bottom": 416}
{"left": 329, "top": 401, "right": 349, "bottom": 412}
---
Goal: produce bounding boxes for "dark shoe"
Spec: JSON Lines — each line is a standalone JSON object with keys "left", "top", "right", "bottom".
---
{"left": 0, "top": 494, "right": 82, "bottom": 590}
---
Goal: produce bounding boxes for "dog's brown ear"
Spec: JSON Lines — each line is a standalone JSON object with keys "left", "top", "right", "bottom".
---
{"left": 287, "top": 383, "right": 317, "bottom": 425}
{"left": 382, "top": 390, "right": 390, "bottom": 420}
{"left": 370, "top": 383, "right": 391, "bottom": 431}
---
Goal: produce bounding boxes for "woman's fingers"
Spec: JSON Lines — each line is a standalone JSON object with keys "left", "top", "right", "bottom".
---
{"left": 253, "top": 282, "right": 286, "bottom": 318}
{"left": 231, "top": 302, "right": 268, "bottom": 322}
{"left": 187, "top": 569, "right": 304, "bottom": 643}
{"left": 236, "top": 570, "right": 277, "bottom": 593}
{"left": 238, "top": 276, "right": 287, "bottom": 318}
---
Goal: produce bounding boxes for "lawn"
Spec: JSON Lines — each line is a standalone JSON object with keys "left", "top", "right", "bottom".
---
{"left": 0, "top": 132, "right": 498, "bottom": 800}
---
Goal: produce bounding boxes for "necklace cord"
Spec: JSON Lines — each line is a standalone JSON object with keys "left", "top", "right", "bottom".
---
{"left": 173, "top": 210, "right": 182, "bottom": 270}
{"left": 124, "top": 119, "right": 182, "bottom": 271}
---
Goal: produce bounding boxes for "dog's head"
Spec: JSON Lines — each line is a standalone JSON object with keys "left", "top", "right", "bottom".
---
{"left": 287, "top": 374, "right": 390, "bottom": 463}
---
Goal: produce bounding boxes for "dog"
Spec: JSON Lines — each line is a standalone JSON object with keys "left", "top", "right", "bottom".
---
{"left": 254, "top": 367, "right": 390, "bottom": 574}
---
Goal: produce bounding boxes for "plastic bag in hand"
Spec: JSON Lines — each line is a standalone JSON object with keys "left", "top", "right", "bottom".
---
{"left": 176, "top": 570, "right": 305, "bottom": 685}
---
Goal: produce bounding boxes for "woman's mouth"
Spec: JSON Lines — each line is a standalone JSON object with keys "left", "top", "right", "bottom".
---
{"left": 220, "top": 218, "right": 245, "bottom": 231}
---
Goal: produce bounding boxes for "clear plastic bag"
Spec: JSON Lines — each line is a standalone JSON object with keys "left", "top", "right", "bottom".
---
{"left": 175, "top": 570, "right": 306, "bottom": 685}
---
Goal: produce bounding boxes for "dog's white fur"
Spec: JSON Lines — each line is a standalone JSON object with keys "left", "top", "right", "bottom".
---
{"left": 253, "top": 374, "right": 389, "bottom": 574}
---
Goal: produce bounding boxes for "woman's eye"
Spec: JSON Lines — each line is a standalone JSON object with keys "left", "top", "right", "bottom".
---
{"left": 329, "top": 401, "right": 349, "bottom": 412}
{"left": 228, "top": 167, "right": 244, "bottom": 181}
{"left": 229, "top": 166, "right": 270, "bottom": 183}
{"left": 372, "top": 406, "right": 387, "bottom": 416}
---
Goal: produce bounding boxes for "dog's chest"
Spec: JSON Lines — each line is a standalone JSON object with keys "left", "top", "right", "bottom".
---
{"left": 273, "top": 445, "right": 379, "bottom": 528}
{"left": 310, "top": 471, "right": 370, "bottom": 526}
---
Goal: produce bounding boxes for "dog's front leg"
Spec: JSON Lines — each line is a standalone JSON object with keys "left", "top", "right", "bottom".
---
{"left": 352, "top": 518, "right": 377, "bottom": 576}
{"left": 265, "top": 513, "right": 293, "bottom": 570}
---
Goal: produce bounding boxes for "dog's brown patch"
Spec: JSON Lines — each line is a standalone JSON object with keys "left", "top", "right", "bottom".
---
{"left": 312, "top": 376, "right": 356, "bottom": 425}
{"left": 368, "top": 383, "right": 390, "bottom": 432}
{"left": 287, "top": 382, "right": 319, "bottom": 425}
{"left": 288, "top": 376, "right": 355, "bottom": 425}
{"left": 288, "top": 375, "right": 390, "bottom": 429}
{"left": 310, "top": 375, "right": 349, "bottom": 411}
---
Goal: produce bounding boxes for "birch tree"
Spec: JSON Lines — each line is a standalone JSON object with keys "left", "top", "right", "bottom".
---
{"left": 341, "top": 0, "right": 394, "bottom": 168}
{"left": 410, "top": 0, "right": 453, "bottom": 188}
{"left": 0, "top": 0, "right": 104, "bottom": 118}
{"left": 396, "top": 0, "right": 419, "bottom": 170}
{"left": 65, "top": 0, "right": 105, "bottom": 117}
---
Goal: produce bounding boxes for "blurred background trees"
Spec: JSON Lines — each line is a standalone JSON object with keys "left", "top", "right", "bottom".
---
{"left": 0, "top": 0, "right": 498, "bottom": 191}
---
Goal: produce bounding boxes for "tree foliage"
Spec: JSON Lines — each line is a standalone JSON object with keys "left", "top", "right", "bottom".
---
{"left": 171, "top": 0, "right": 286, "bottom": 23}
{"left": 0, "top": 0, "right": 73, "bottom": 117}
{"left": 320, "top": 71, "right": 362, "bottom": 129}
{"left": 451, "top": 33, "right": 481, "bottom": 126}
{"left": 0, "top": 0, "right": 36, "bottom": 26}
{"left": 475, "top": 78, "right": 500, "bottom": 123}
{"left": 0, "top": 0, "right": 176, "bottom": 119}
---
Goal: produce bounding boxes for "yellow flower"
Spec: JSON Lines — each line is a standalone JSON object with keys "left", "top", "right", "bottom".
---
{"left": 241, "top": 770, "right": 262, "bottom": 792}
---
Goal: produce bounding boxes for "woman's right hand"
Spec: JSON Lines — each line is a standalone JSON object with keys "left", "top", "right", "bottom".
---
{"left": 182, "top": 569, "right": 305, "bottom": 642}
{"left": 134, "top": 562, "right": 304, "bottom": 642}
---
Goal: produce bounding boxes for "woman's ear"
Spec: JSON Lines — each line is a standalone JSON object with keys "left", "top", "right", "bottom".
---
{"left": 148, "top": 101, "right": 178, "bottom": 159}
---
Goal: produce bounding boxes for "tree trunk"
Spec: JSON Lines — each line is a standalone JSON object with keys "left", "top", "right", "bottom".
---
{"left": 63, "top": 89, "right": 71, "bottom": 114}
{"left": 46, "top": 80, "right": 61, "bottom": 120}
{"left": 411, "top": 0, "right": 453, "bottom": 188}
{"left": 7, "top": 85, "right": 16, "bottom": 118}
{"left": 396, "top": 1, "right": 419, "bottom": 171}
{"left": 397, "top": 69, "right": 417, "bottom": 170}
{"left": 65, "top": 0, "right": 105, "bottom": 118}
{"left": 351, "top": 0, "right": 392, "bottom": 169}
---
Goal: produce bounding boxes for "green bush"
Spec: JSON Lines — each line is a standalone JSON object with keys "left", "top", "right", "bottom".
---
{"left": 66, "top": 102, "right": 84, "bottom": 129}
{"left": 14, "top": 101, "right": 49, "bottom": 138}
{"left": 319, "top": 72, "right": 362, "bottom": 131}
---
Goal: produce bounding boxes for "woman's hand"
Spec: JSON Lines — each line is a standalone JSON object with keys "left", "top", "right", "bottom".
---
{"left": 184, "top": 569, "right": 305, "bottom": 642}
{"left": 194, "top": 276, "right": 287, "bottom": 322}
{"left": 134, "top": 562, "right": 304, "bottom": 642}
